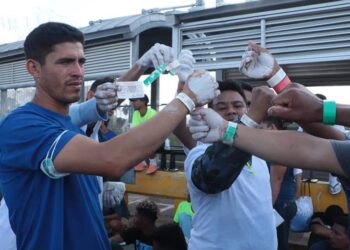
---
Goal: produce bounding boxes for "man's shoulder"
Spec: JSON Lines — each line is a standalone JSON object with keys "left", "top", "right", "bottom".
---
{"left": 0, "top": 103, "right": 33, "bottom": 128}
{"left": 1, "top": 103, "right": 58, "bottom": 129}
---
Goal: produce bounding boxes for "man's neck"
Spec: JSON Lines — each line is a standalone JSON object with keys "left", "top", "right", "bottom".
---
{"left": 139, "top": 106, "right": 148, "bottom": 117}
{"left": 32, "top": 93, "right": 69, "bottom": 115}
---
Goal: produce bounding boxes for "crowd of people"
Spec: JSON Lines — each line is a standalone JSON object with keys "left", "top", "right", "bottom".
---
{"left": 0, "top": 21, "right": 349, "bottom": 250}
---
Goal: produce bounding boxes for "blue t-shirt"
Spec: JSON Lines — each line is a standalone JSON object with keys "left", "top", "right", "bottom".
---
{"left": 102, "top": 130, "right": 117, "bottom": 141}
{"left": 0, "top": 102, "right": 110, "bottom": 250}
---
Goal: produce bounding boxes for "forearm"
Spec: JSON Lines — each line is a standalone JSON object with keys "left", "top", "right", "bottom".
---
{"left": 102, "top": 100, "right": 189, "bottom": 175}
{"left": 173, "top": 118, "right": 196, "bottom": 149}
{"left": 191, "top": 143, "right": 251, "bottom": 194}
{"left": 336, "top": 104, "right": 350, "bottom": 127}
{"left": 271, "top": 181, "right": 281, "bottom": 205}
{"left": 310, "top": 224, "right": 332, "bottom": 238}
{"left": 304, "top": 103, "right": 350, "bottom": 128}
{"left": 118, "top": 63, "right": 145, "bottom": 81}
{"left": 270, "top": 164, "right": 287, "bottom": 204}
{"left": 234, "top": 125, "right": 346, "bottom": 176}
{"left": 56, "top": 99, "right": 189, "bottom": 178}
{"left": 301, "top": 123, "right": 346, "bottom": 140}
{"left": 69, "top": 98, "right": 106, "bottom": 127}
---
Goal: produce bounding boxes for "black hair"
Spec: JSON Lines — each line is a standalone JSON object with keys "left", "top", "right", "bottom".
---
{"left": 152, "top": 224, "right": 187, "bottom": 250}
{"left": 324, "top": 205, "right": 344, "bottom": 226}
{"left": 24, "top": 22, "right": 85, "bottom": 65}
{"left": 262, "top": 116, "right": 284, "bottom": 130}
{"left": 239, "top": 81, "right": 253, "bottom": 92}
{"left": 90, "top": 77, "right": 115, "bottom": 92}
{"left": 334, "top": 215, "right": 349, "bottom": 231}
{"left": 209, "top": 80, "right": 246, "bottom": 108}
{"left": 136, "top": 199, "right": 158, "bottom": 222}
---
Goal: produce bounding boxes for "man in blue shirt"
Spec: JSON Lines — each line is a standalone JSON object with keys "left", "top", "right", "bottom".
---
{"left": 0, "top": 81, "right": 118, "bottom": 250}
{"left": 0, "top": 22, "right": 219, "bottom": 250}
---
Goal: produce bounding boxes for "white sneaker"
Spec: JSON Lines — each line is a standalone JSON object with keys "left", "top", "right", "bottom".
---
{"left": 329, "top": 174, "right": 342, "bottom": 195}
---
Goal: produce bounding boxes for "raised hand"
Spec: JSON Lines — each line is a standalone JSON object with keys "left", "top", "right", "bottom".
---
{"left": 189, "top": 107, "right": 228, "bottom": 143}
{"left": 137, "top": 43, "right": 174, "bottom": 69}
{"left": 268, "top": 87, "right": 323, "bottom": 123}
{"left": 95, "top": 82, "right": 118, "bottom": 113}
{"left": 239, "top": 40, "right": 279, "bottom": 79}
{"left": 247, "top": 86, "right": 276, "bottom": 123}
{"left": 175, "top": 49, "right": 196, "bottom": 83}
{"left": 182, "top": 70, "right": 220, "bottom": 107}
{"left": 102, "top": 182, "right": 126, "bottom": 210}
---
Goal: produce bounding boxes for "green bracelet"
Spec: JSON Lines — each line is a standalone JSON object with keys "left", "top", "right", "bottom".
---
{"left": 222, "top": 122, "right": 238, "bottom": 146}
{"left": 323, "top": 100, "right": 336, "bottom": 125}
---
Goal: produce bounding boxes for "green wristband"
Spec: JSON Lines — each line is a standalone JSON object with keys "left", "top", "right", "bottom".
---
{"left": 222, "top": 122, "right": 238, "bottom": 146}
{"left": 323, "top": 100, "right": 336, "bottom": 125}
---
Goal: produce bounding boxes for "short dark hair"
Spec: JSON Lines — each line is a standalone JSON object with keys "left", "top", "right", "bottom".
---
{"left": 209, "top": 80, "right": 246, "bottom": 108}
{"left": 90, "top": 77, "right": 115, "bottom": 92}
{"left": 334, "top": 215, "right": 349, "bottom": 231}
{"left": 24, "top": 22, "right": 85, "bottom": 64}
{"left": 324, "top": 205, "right": 344, "bottom": 226}
{"left": 136, "top": 200, "right": 158, "bottom": 222}
{"left": 152, "top": 224, "right": 187, "bottom": 250}
{"left": 262, "top": 116, "right": 284, "bottom": 130}
{"left": 239, "top": 81, "right": 253, "bottom": 92}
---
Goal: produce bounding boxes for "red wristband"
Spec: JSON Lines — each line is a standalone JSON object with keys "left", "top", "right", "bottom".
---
{"left": 273, "top": 75, "right": 291, "bottom": 93}
{"left": 267, "top": 68, "right": 291, "bottom": 93}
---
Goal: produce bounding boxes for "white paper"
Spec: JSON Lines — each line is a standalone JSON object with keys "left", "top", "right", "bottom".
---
{"left": 117, "top": 81, "right": 144, "bottom": 99}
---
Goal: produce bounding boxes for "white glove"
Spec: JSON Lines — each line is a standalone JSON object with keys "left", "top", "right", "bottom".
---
{"left": 187, "top": 70, "right": 220, "bottom": 106}
{"left": 189, "top": 108, "right": 228, "bottom": 143}
{"left": 102, "top": 182, "right": 126, "bottom": 210}
{"left": 95, "top": 82, "right": 118, "bottom": 112}
{"left": 175, "top": 50, "right": 195, "bottom": 83}
{"left": 239, "top": 41, "right": 275, "bottom": 79}
{"left": 137, "top": 43, "right": 175, "bottom": 69}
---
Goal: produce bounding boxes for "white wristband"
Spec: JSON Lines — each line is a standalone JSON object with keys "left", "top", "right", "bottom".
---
{"left": 267, "top": 68, "right": 287, "bottom": 88}
{"left": 176, "top": 92, "right": 195, "bottom": 113}
{"left": 240, "top": 114, "right": 261, "bottom": 129}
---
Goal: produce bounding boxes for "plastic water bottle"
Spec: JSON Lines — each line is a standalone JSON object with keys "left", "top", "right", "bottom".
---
{"left": 143, "top": 64, "right": 167, "bottom": 86}
{"left": 164, "top": 138, "right": 171, "bottom": 150}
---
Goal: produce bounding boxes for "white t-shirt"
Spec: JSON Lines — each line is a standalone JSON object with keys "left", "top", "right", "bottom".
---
{"left": 185, "top": 143, "right": 277, "bottom": 250}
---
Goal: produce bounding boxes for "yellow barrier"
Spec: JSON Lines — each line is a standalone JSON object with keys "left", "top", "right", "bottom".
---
{"left": 125, "top": 172, "right": 347, "bottom": 214}
{"left": 303, "top": 181, "right": 348, "bottom": 213}
{"left": 125, "top": 171, "right": 188, "bottom": 209}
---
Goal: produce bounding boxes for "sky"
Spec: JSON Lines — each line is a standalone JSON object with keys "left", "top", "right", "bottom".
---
{"left": 0, "top": 0, "right": 245, "bottom": 44}
{"left": 0, "top": 0, "right": 349, "bottom": 104}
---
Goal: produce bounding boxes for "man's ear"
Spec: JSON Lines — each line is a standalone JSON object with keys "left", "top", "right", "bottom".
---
{"left": 86, "top": 90, "right": 95, "bottom": 100}
{"left": 26, "top": 59, "right": 41, "bottom": 80}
